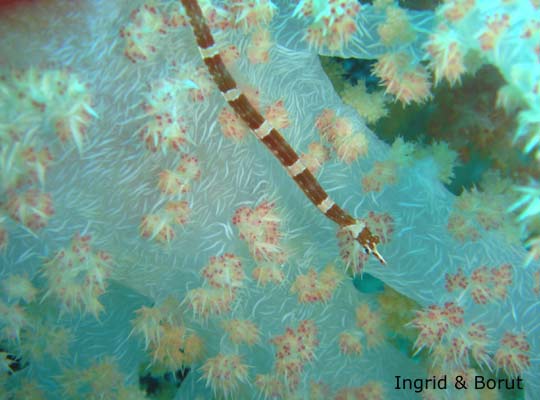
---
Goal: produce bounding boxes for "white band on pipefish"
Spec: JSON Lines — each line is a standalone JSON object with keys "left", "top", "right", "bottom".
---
{"left": 317, "top": 197, "right": 335, "bottom": 214}
{"left": 223, "top": 88, "right": 241, "bottom": 102}
{"left": 253, "top": 120, "right": 273, "bottom": 139}
{"left": 287, "top": 159, "right": 306, "bottom": 177}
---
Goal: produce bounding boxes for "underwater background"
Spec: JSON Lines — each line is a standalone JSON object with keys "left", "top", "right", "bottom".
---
{"left": 0, "top": 0, "right": 539, "bottom": 399}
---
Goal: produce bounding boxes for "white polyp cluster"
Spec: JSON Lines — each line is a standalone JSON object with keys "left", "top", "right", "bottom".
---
{"left": 229, "top": 0, "right": 278, "bottom": 31}
{"left": 232, "top": 201, "right": 287, "bottom": 263}
{"left": 336, "top": 220, "right": 368, "bottom": 274}
{"left": 41, "top": 233, "right": 112, "bottom": 318}
{"left": 200, "top": 353, "right": 250, "bottom": 398}
{"left": 315, "top": 108, "right": 369, "bottom": 163}
{"left": 293, "top": 0, "right": 361, "bottom": 51}
{"left": 290, "top": 265, "right": 343, "bottom": 303}
{"left": 120, "top": 4, "right": 168, "bottom": 63}
{"left": 184, "top": 253, "right": 246, "bottom": 320}
{"left": 139, "top": 78, "right": 196, "bottom": 154}
{"left": 140, "top": 200, "right": 191, "bottom": 244}
{"left": 158, "top": 154, "right": 201, "bottom": 195}
{"left": 202, "top": 253, "right": 245, "bottom": 289}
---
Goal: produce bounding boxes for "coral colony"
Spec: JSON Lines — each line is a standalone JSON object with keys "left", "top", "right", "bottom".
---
{"left": 0, "top": 0, "right": 539, "bottom": 399}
